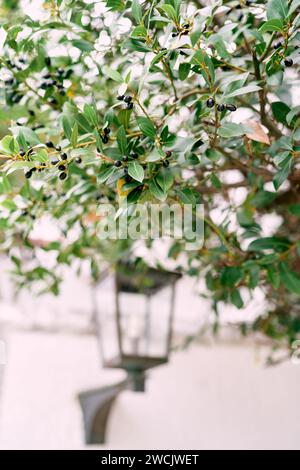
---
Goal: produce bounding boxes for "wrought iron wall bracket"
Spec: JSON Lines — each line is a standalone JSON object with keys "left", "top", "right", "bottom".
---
{"left": 78, "top": 380, "right": 127, "bottom": 444}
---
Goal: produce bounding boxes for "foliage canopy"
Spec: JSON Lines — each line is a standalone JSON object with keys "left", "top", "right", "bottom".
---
{"left": 0, "top": 0, "right": 300, "bottom": 352}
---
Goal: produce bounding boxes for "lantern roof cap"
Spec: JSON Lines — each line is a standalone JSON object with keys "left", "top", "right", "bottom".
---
{"left": 116, "top": 261, "right": 181, "bottom": 295}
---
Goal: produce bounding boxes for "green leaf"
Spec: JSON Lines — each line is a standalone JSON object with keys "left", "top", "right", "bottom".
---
{"left": 118, "top": 109, "right": 131, "bottom": 129}
{"left": 2, "top": 199, "right": 17, "bottom": 211}
{"left": 62, "top": 115, "right": 72, "bottom": 141}
{"left": 6, "top": 161, "right": 35, "bottom": 175}
{"left": 224, "top": 84, "right": 261, "bottom": 99}
{"left": 286, "top": 106, "right": 300, "bottom": 126}
{"left": 132, "top": 0, "right": 142, "bottom": 23}
{"left": 71, "top": 122, "right": 78, "bottom": 148}
{"left": 117, "top": 126, "right": 127, "bottom": 154}
{"left": 289, "top": 204, "right": 300, "bottom": 216}
{"left": 150, "top": 50, "right": 167, "bottom": 69}
{"left": 102, "top": 66, "right": 123, "bottom": 83}
{"left": 17, "top": 132, "right": 28, "bottom": 151}
{"left": 178, "top": 63, "right": 190, "bottom": 81}
{"left": 267, "top": 266, "right": 281, "bottom": 289}
{"left": 127, "top": 186, "right": 143, "bottom": 204}
{"left": 34, "top": 148, "right": 48, "bottom": 163}
{"left": 156, "top": 168, "right": 173, "bottom": 192}
{"left": 289, "top": 0, "right": 300, "bottom": 15}
{"left": 260, "top": 19, "right": 284, "bottom": 33}
{"left": 220, "top": 266, "right": 243, "bottom": 287}
{"left": 9, "top": 137, "right": 19, "bottom": 154}
{"left": 160, "top": 4, "right": 178, "bottom": 23}
{"left": 97, "top": 165, "right": 116, "bottom": 183}
{"left": 272, "top": 101, "right": 291, "bottom": 125}
{"left": 267, "top": 0, "right": 289, "bottom": 19}
{"left": 149, "top": 178, "right": 167, "bottom": 201}
{"left": 210, "top": 174, "right": 222, "bottom": 189}
{"left": 231, "top": 289, "right": 244, "bottom": 309}
{"left": 137, "top": 117, "right": 156, "bottom": 139}
{"left": 0, "top": 136, "right": 18, "bottom": 155}
{"left": 105, "top": 0, "right": 125, "bottom": 11}
{"left": 12, "top": 127, "right": 40, "bottom": 146}
{"left": 76, "top": 113, "right": 93, "bottom": 134}
{"left": 72, "top": 39, "right": 93, "bottom": 52}
{"left": 248, "top": 237, "right": 291, "bottom": 252}
{"left": 1, "top": 175, "right": 12, "bottom": 193}
{"left": 273, "top": 155, "right": 292, "bottom": 190}
{"left": 131, "top": 25, "right": 147, "bottom": 39}
{"left": 128, "top": 161, "right": 144, "bottom": 182}
{"left": 280, "top": 262, "right": 300, "bottom": 295}
{"left": 83, "top": 104, "right": 98, "bottom": 126}
{"left": 191, "top": 50, "right": 215, "bottom": 86}
{"left": 218, "top": 123, "right": 245, "bottom": 138}
{"left": 177, "top": 188, "right": 196, "bottom": 205}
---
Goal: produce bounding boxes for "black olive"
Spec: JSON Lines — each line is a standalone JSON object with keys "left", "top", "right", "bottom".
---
{"left": 284, "top": 58, "right": 293, "bottom": 67}
{"left": 206, "top": 97, "right": 215, "bottom": 108}
{"left": 226, "top": 104, "right": 237, "bottom": 112}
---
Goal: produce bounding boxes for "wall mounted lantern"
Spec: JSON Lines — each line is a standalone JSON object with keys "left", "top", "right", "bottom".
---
{"left": 79, "top": 262, "right": 181, "bottom": 444}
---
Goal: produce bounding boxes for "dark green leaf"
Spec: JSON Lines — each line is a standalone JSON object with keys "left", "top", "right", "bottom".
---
{"left": 137, "top": 117, "right": 156, "bottom": 139}
{"left": 128, "top": 161, "right": 144, "bottom": 182}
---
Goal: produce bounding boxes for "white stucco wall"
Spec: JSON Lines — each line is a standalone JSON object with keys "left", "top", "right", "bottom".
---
{"left": 0, "top": 329, "right": 299, "bottom": 450}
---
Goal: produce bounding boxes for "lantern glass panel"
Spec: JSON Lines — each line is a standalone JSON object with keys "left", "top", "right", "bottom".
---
{"left": 95, "top": 275, "right": 121, "bottom": 366}
{"left": 95, "top": 266, "right": 180, "bottom": 370}
{"left": 118, "top": 284, "right": 173, "bottom": 359}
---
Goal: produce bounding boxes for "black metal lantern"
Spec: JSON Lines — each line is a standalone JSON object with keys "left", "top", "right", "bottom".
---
{"left": 95, "top": 263, "right": 181, "bottom": 391}
{"left": 78, "top": 263, "right": 181, "bottom": 444}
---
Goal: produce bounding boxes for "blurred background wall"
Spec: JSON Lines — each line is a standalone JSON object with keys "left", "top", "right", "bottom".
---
{"left": 0, "top": 258, "right": 300, "bottom": 450}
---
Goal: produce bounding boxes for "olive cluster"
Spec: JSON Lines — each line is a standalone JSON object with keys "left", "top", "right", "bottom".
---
{"left": 23, "top": 140, "right": 81, "bottom": 181}
{"left": 4, "top": 58, "right": 24, "bottom": 104}
{"left": 41, "top": 57, "right": 72, "bottom": 106}
{"left": 101, "top": 127, "right": 111, "bottom": 144}
{"left": 273, "top": 43, "right": 294, "bottom": 67}
{"left": 162, "top": 150, "right": 172, "bottom": 167}
{"left": 117, "top": 94, "right": 134, "bottom": 110}
{"left": 172, "top": 23, "right": 191, "bottom": 37}
{"left": 114, "top": 151, "right": 139, "bottom": 181}
{"left": 206, "top": 97, "right": 236, "bottom": 112}
{"left": 114, "top": 151, "right": 138, "bottom": 167}
{"left": 48, "top": 141, "right": 70, "bottom": 180}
